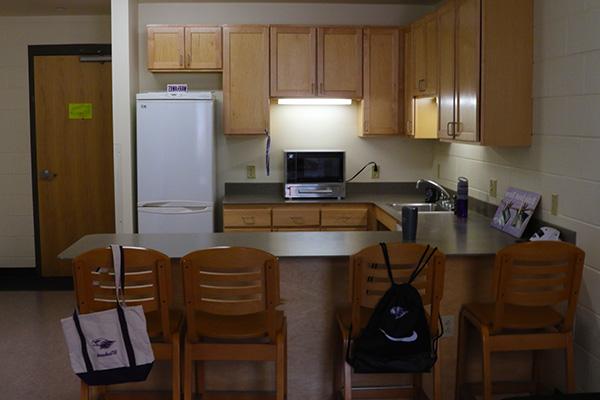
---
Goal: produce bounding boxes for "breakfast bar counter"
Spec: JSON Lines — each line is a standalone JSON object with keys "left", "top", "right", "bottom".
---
{"left": 58, "top": 212, "right": 535, "bottom": 400}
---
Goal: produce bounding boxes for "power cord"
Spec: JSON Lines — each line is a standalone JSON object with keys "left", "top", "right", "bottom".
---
{"left": 346, "top": 161, "right": 378, "bottom": 182}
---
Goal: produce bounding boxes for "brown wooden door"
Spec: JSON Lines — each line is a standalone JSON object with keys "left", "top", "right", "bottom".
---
{"left": 34, "top": 55, "right": 115, "bottom": 276}
{"left": 361, "top": 27, "right": 401, "bottom": 136}
{"left": 317, "top": 27, "right": 363, "bottom": 98}
{"left": 222, "top": 25, "right": 270, "bottom": 135}
{"left": 270, "top": 26, "right": 317, "bottom": 97}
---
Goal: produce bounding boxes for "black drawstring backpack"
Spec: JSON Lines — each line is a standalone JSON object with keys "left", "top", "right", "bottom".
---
{"left": 347, "top": 242, "right": 442, "bottom": 373}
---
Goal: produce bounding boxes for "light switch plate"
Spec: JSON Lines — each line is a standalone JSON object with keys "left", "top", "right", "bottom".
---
{"left": 371, "top": 165, "right": 380, "bottom": 179}
{"left": 489, "top": 179, "right": 498, "bottom": 198}
{"left": 551, "top": 193, "right": 559, "bottom": 215}
{"left": 246, "top": 165, "right": 256, "bottom": 179}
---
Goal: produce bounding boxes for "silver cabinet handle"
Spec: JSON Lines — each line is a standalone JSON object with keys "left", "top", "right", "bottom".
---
{"left": 418, "top": 79, "right": 426, "bottom": 91}
{"left": 241, "top": 216, "right": 256, "bottom": 225}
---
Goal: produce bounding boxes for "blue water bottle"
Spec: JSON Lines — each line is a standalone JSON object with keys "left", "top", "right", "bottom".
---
{"left": 455, "top": 177, "right": 468, "bottom": 218}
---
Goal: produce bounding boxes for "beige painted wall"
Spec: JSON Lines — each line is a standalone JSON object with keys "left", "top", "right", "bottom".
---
{"left": 0, "top": 15, "right": 110, "bottom": 268}
{"left": 136, "top": 2, "right": 436, "bottom": 205}
{"left": 431, "top": 0, "right": 600, "bottom": 391}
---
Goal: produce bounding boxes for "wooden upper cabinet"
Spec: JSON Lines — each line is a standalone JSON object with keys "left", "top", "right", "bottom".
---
{"left": 318, "top": 27, "right": 363, "bottom": 98}
{"left": 410, "top": 14, "right": 437, "bottom": 96}
{"left": 223, "top": 25, "right": 270, "bottom": 135}
{"left": 404, "top": 30, "right": 414, "bottom": 136}
{"left": 437, "top": 0, "right": 532, "bottom": 146}
{"left": 454, "top": 0, "right": 479, "bottom": 142}
{"left": 361, "top": 28, "right": 402, "bottom": 136}
{"left": 437, "top": 0, "right": 456, "bottom": 139}
{"left": 185, "top": 26, "right": 222, "bottom": 70}
{"left": 147, "top": 25, "right": 185, "bottom": 70}
{"left": 270, "top": 26, "right": 317, "bottom": 97}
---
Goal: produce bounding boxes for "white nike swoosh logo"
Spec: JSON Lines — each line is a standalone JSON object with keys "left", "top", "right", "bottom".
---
{"left": 379, "top": 329, "right": 418, "bottom": 342}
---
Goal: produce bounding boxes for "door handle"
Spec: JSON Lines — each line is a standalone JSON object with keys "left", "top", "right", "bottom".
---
{"left": 39, "top": 169, "right": 57, "bottom": 181}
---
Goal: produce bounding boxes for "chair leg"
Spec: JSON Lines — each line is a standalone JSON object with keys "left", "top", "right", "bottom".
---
{"left": 284, "top": 323, "right": 288, "bottom": 398}
{"left": 531, "top": 350, "right": 542, "bottom": 394}
{"left": 432, "top": 355, "right": 441, "bottom": 400}
{"left": 565, "top": 335, "right": 576, "bottom": 392}
{"left": 195, "top": 361, "right": 206, "bottom": 397}
{"left": 413, "top": 373, "right": 422, "bottom": 400}
{"left": 481, "top": 328, "right": 493, "bottom": 400}
{"left": 172, "top": 333, "right": 181, "bottom": 400}
{"left": 455, "top": 311, "right": 468, "bottom": 400}
{"left": 343, "top": 359, "right": 352, "bottom": 400}
{"left": 80, "top": 382, "right": 89, "bottom": 400}
{"left": 276, "top": 328, "right": 286, "bottom": 400}
{"left": 183, "top": 341, "right": 193, "bottom": 400}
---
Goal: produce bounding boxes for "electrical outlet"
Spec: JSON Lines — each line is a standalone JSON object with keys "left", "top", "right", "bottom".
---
{"left": 436, "top": 163, "right": 441, "bottom": 179}
{"left": 489, "top": 179, "right": 498, "bottom": 198}
{"left": 551, "top": 193, "right": 559, "bottom": 215}
{"left": 371, "top": 165, "right": 380, "bottom": 179}
{"left": 441, "top": 315, "right": 454, "bottom": 337}
{"left": 246, "top": 165, "right": 256, "bottom": 179}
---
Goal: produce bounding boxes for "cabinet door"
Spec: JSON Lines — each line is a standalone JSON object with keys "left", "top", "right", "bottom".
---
{"left": 425, "top": 14, "right": 438, "bottom": 94}
{"left": 404, "top": 30, "right": 415, "bottom": 136}
{"left": 455, "top": 0, "right": 480, "bottom": 142}
{"left": 362, "top": 28, "right": 401, "bottom": 135}
{"left": 147, "top": 25, "right": 185, "bottom": 70}
{"left": 411, "top": 20, "right": 427, "bottom": 94}
{"left": 223, "top": 26, "right": 270, "bottom": 135}
{"left": 318, "top": 27, "right": 363, "bottom": 98}
{"left": 438, "top": 0, "right": 456, "bottom": 139}
{"left": 185, "top": 26, "right": 222, "bottom": 70}
{"left": 270, "top": 26, "right": 317, "bottom": 97}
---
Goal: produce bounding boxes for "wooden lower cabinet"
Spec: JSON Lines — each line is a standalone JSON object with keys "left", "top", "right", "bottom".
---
{"left": 273, "top": 207, "right": 320, "bottom": 230}
{"left": 321, "top": 207, "right": 368, "bottom": 230}
{"left": 223, "top": 204, "right": 372, "bottom": 232}
{"left": 223, "top": 207, "right": 271, "bottom": 231}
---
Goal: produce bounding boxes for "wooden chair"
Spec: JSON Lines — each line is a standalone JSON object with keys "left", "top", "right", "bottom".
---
{"left": 73, "top": 246, "right": 183, "bottom": 400}
{"left": 181, "top": 247, "right": 286, "bottom": 400}
{"left": 335, "top": 242, "right": 446, "bottom": 400}
{"left": 455, "top": 241, "right": 585, "bottom": 400}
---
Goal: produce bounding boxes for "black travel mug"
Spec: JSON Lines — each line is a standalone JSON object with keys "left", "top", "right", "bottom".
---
{"left": 402, "top": 206, "right": 418, "bottom": 242}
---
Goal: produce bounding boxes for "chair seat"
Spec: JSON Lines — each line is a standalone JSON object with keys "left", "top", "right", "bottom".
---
{"left": 146, "top": 309, "right": 184, "bottom": 338}
{"left": 463, "top": 302, "right": 563, "bottom": 331}
{"left": 192, "top": 310, "right": 285, "bottom": 340}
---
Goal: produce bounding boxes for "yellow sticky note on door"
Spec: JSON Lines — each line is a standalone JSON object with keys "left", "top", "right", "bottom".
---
{"left": 68, "top": 103, "right": 92, "bottom": 120}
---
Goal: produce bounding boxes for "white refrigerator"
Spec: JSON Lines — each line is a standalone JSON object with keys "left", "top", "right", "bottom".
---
{"left": 136, "top": 91, "right": 215, "bottom": 233}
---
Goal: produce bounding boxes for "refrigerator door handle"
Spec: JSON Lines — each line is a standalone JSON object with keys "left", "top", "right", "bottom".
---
{"left": 138, "top": 206, "right": 211, "bottom": 215}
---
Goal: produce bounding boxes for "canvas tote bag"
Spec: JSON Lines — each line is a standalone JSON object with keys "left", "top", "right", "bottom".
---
{"left": 61, "top": 245, "right": 155, "bottom": 385}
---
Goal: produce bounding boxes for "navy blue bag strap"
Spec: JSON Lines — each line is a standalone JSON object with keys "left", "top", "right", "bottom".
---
{"left": 112, "top": 245, "right": 137, "bottom": 368}
{"left": 379, "top": 242, "right": 395, "bottom": 285}
{"left": 72, "top": 310, "right": 94, "bottom": 373}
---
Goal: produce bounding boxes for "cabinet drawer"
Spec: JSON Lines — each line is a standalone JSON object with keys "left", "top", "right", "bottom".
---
{"left": 272, "top": 208, "right": 320, "bottom": 227}
{"left": 224, "top": 227, "right": 272, "bottom": 232}
{"left": 321, "top": 208, "right": 368, "bottom": 227}
{"left": 223, "top": 208, "right": 271, "bottom": 228}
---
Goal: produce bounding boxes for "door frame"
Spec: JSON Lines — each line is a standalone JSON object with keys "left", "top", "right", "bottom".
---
{"left": 0, "top": 44, "right": 111, "bottom": 289}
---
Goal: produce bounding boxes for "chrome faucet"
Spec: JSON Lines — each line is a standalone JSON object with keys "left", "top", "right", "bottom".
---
{"left": 416, "top": 179, "right": 455, "bottom": 210}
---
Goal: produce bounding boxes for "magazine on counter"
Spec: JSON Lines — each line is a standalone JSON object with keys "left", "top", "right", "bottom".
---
{"left": 491, "top": 187, "right": 541, "bottom": 238}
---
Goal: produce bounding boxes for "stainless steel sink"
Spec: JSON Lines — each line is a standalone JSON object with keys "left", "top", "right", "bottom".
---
{"left": 387, "top": 202, "right": 454, "bottom": 214}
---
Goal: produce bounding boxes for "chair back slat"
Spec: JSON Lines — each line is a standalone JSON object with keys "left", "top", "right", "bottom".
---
{"left": 181, "top": 247, "right": 280, "bottom": 342}
{"left": 492, "top": 241, "right": 585, "bottom": 332}
{"left": 350, "top": 243, "right": 445, "bottom": 337}
{"left": 73, "top": 246, "right": 173, "bottom": 341}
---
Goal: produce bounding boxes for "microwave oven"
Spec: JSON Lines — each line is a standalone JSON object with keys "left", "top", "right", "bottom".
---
{"left": 284, "top": 150, "right": 345, "bottom": 199}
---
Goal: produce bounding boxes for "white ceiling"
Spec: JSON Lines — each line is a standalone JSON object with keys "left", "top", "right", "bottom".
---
{"left": 0, "top": 0, "right": 437, "bottom": 16}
